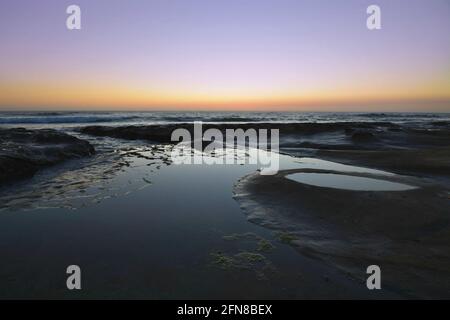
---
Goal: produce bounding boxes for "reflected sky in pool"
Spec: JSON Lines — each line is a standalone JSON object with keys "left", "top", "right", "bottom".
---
{"left": 286, "top": 172, "right": 417, "bottom": 191}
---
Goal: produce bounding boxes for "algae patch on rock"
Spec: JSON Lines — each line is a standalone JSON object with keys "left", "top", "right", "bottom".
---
{"left": 222, "top": 232, "right": 275, "bottom": 252}
{"left": 274, "top": 232, "right": 299, "bottom": 244}
{"left": 211, "top": 232, "right": 278, "bottom": 280}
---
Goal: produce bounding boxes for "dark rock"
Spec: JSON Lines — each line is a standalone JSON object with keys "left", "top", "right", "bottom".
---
{"left": 79, "top": 122, "right": 449, "bottom": 153}
{"left": 233, "top": 169, "right": 450, "bottom": 298}
{"left": 80, "top": 122, "right": 397, "bottom": 142}
{"left": 431, "top": 121, "right": 449, "bottom": 127}
{"left": 80, "top": 125, "right": 175, "bottom": 143}
{"left": 0, "top": 128, "right": 95, "bottom": 184}
{"left": 351, "top": 130, "right": 376, "bottom": 142}
{"left": 344, "top": 128, "right": 355, "bottom": 135}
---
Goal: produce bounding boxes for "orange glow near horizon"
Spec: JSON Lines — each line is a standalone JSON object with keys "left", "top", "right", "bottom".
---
{"left": 1, "top": 78, "right": 449, "bottom": 112}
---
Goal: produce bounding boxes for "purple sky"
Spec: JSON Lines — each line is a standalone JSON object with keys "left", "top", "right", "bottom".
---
{"left": 0, "top": 0, "right": 449, "bottom": 111}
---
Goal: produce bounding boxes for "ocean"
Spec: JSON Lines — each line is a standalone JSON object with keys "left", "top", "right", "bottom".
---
{"left": 0, "top": 111, "right": 449, "bottom": 127}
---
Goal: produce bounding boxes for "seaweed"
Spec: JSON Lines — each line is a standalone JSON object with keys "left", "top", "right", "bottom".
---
{"left": 274, "top": 231, "right": 298, "bottom": 244}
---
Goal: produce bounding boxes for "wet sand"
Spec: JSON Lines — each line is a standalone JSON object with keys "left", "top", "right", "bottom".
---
{"left": 233, "top": 168, "right": 450, "bottom": 298}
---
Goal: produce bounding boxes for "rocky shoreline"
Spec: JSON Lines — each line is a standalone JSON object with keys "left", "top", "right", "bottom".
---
{"left": 4, "top": 121, "right": 449, "bottom": 187}
{"left": 0, "top": 120, "right": 449, "bottom": 298}
{"left": 0, "top": 128, "right": 95, "bottom": 185}
{"left": 79, "top": 121, "right": 450, "bottom": 145}
{"left": 79, "top": 122, "right": 450, "bottom": 177}
{"left": 233, "top": 168, "right": 450, "bottom": 298}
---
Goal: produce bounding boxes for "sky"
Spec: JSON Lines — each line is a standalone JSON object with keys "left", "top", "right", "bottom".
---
{"left": 0, "top": 0, "right": 449, "bottom": 112}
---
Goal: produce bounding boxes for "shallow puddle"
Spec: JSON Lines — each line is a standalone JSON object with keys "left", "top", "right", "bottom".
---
{"left": 286, "top": 172, "right": 417, "bottom": 191}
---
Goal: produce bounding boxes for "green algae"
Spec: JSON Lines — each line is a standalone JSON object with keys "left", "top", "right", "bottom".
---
{"left": 274, "top": 231, "right": 298, "bottom": 244}
{"left": 235, "top": 251, "right": 266, "bottom": 263}
{"left": 257, "top": 239, "right": 275, "bottom": 252}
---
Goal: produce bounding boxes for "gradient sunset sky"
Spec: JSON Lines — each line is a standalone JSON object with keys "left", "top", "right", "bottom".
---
{"left": 0, "top": 0, "right": 449, "bottom": 111}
